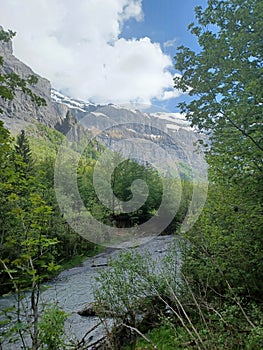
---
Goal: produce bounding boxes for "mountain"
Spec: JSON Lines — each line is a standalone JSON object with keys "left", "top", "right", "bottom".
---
{"left": 0, "top": 33, "right": 207, "bottom": 176}
{"left": 0, "top": 31, "right": 68, "bottom": 132}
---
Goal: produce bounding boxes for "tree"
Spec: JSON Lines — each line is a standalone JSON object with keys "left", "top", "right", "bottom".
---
{"left": 0, "top": 29, "right": 67, "bottom": 349}
{"left": 174, "top": 0, "right": 263, "bottom": 300}
{"left": 174, "top": 0, "right": 262, "bottom": 177}
{"left": 15, "top": 130, "right": 32, "bottom": 164}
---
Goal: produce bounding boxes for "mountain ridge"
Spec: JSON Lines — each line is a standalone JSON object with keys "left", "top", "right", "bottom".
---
{"left": 0, "top": 32, "right": 207, "bottom": 176}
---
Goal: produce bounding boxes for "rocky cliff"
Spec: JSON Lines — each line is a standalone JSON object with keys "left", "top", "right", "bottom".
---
{"left": 0, "top": 31, "right": 74, "bottom": 132}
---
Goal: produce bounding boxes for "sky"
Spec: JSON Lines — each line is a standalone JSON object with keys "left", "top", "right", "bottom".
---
{"left": 0, "top": 0, "right": 207, "bottom": 111}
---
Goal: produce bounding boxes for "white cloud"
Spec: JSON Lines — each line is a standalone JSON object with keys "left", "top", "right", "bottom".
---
{"left": 121, "top": 0, "right": 144, "bottom": 22}
{"left": 159, "top": 90, "right": 181, "bottom": 101}
{"left": 163, "top": 38, "right": 177, "bottom": 48}
{"left": 0, "top": 0, "right": 180, "bottom": 104}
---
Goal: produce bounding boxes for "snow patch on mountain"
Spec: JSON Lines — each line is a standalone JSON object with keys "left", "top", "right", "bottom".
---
{"left": 150, "top": 112, "right": 188, "bottom": 124}
{"left": 51, "top": 89, "right": 193, "bottom": 132}
{"left": 51, "top": 89, "right": 94, "bottom": 112}
{"left": 91, "top": 112, "right": 109, "bottom": 118}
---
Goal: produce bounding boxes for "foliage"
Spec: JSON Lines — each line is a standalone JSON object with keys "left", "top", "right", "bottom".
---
{"left": 134, "top": 309, "right": 263, "bottom": 350}
{"left": 0, "top": 123, "right": 63, "bottom": 349}
{"left": 78, "top": 152, "right": 163, "bottom": 229}
{"left": 174, "top": 0, "right": 262, "bottom": 160}
{"left": 15, "top": 129, "right": 33, "bottom": 171}
{"left": 0, "top": 28, "right": 16, "bottom": 43}
{"left": 182, "top": 182, "right": 263, "bottom": 300}
{"left": 0, "top": 30, "right": 89, "bottom": 349}
{"left": 95, "top": 250, "right": 155, "bottom": 320}
{"left": 27, "top": 123, "right": 65, "bottom": 160}
{"left": 78, "top": 150, "right": 193, "bottom": 236}
{"left": 38, "top": 304, "right": 68, "bottom": 350}
{"left": 95, "top": 242, "right": 263, "bottom": 350}
{"left": 94, "top": 242, "right": 183, "bottom": 348}
{"left": 174, "top": 0, "right": 263, "bottom": 300}
{"left": 0, "top": 125, "right": 59, "bottom": 293}
{"left": 129, "top": 325, "right": 186, "bottom": 350}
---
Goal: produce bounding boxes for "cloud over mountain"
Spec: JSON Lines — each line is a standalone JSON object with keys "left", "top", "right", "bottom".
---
{"left": 0, "top": 0, "right": 180, "bottom": 104}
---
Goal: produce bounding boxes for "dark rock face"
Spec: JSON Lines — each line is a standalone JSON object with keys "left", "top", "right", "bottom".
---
{"left": 55, "top": 110, "right": 77, "bottom": 135}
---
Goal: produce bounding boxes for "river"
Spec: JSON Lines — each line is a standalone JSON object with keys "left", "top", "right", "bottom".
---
{"left": 0, "top": 235, "right": 176, "bottom": 349}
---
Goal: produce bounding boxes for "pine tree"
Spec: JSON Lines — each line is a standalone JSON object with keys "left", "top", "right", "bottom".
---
{"left": 15, "top": 129, "right": 33, "bottom": 175}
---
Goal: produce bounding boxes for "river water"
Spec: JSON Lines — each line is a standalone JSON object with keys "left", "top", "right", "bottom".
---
{"left": 0, "top": 235, "right": 175, "bottom": 349}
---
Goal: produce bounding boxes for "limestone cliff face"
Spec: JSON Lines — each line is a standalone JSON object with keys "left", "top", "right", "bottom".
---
{"left": 78, "top": 106, "right": 207, "bottom": 177}
{"left": 0, "top": 32, "right": 75, "bottom": 133}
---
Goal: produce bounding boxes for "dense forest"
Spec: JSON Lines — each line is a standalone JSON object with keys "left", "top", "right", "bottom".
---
{"left": 0, "top": 0, "right": 263, "bottom": 349}
{"left": 0, "top": 119, "right": 193, "bottom": 289}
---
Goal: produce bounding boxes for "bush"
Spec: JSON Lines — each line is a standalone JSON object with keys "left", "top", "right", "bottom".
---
{"left": 38, "top": 304, "right": 68, "bottom": 350}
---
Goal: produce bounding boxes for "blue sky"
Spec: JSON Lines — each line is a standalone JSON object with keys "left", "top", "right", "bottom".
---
{"left": 0, "top": 0, "right": 208, "bottom": 112}
{"left": 123, "top": 0, "right": 204, "bottom": 49}
{"left": 122, "top": 0, "right": 207, "bottom": 111}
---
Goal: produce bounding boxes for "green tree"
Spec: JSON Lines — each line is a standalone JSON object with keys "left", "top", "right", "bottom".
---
{"left": 0, "top": 121, "right": 17, "bottom": 270}
{"left": 174, "top": 0, "right": 262, "bottom": 177}
{"left": 15, "top": 129, "right": 33, "bottom": 172}
{"left": 0, "top": 29, "right": 68, "bottom": 349}
{"left": 0, "top": 125, "right": 63, "bottom": 348}
{"left": 174, "top": 0, "right": 263, "bottom": 300}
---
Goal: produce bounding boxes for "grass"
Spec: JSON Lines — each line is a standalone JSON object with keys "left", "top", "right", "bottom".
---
{"left": 129, "top": 325, "right": 189, "bottom": 350}
{"left": 125, "top": 319, "right": 263, "bottom": 350}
